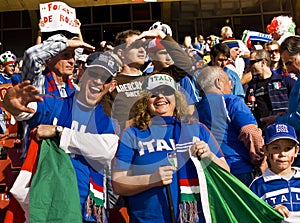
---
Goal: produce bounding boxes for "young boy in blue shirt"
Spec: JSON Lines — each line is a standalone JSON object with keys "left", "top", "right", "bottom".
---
{"left": 250, "top": 123, "right": 300, "bottom": 223}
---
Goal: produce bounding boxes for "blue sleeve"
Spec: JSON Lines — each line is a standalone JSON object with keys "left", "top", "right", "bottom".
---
{"left": 198, "top": 122, "right": 223, "bottom": 158}
{"left": 178, "top": 76, "right": 199, "bottom": 104}
{"left": 283, "top": 76, "right": 296, "bottom": 95}
{"left": 249, "top": 178, "right": 260, "bottom": 196}
{"left": 11, "top": 73, "right": 22, "bottom": 84}
{"left": 226, "top": 96, "right": 257, "bottom": 130}
{"left": 26, "top": 95, "right": 64, "bottom": 128}
{"left": 114, "top": 128, "right": 137, "bottom": 170}
{"left": 224, "top": 67, "right": 245, "bottom": 99}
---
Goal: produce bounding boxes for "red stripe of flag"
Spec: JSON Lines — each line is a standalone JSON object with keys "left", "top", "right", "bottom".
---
{"left": 179, "top": 178, "right": 199, "bottom": 186}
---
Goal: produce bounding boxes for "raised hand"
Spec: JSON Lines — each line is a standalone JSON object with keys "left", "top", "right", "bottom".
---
{"left": 3, "top": 80, "right": 43, "bottom": 116}
{"left": 67, "top": 38, "right": 95, "bottom": 52}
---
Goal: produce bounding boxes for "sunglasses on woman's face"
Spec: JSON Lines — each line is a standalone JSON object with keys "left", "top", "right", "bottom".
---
{"left": 150, "top": 87, "right": 175, "bottom": 98}
{"left": 268, "top": 49, "right": 279, "bottom": 54}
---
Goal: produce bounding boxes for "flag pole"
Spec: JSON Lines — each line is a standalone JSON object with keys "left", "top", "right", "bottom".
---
{"left": 166, "top": 184, "right": 176, "bottom": 223}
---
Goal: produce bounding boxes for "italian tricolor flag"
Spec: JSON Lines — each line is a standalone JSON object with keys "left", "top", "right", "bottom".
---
{"left": 4, "top": 138, "right": 82, "bottom": 223}
{"left": 190, "top": 156, "right": 284, "bottom": 223}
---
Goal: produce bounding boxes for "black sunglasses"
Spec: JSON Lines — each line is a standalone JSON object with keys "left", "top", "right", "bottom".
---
{"left": 268, "top": 49, "right": 279, "bottom": 54}
{"left": 249, "top": 58, "right": 263, "bottom": 66}
{"left": 150, "top": 87, "right": 175, "bottom": 98}
{"left": 217, "top": 58, "right": 228, "bottom": 62}
{"left": 87, "top": 70, "right": 113, "bottom": 83}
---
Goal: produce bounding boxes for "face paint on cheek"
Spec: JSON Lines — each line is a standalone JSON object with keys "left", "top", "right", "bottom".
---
{"left": 269, "top": 154, "right": 275, "bottom": 161}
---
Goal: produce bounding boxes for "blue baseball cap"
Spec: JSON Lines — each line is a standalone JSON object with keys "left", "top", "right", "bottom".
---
{"left": 264, "top": 123, "right": 299, "bottom": 145}
{"left": 85, "top": 52, "right": 117, "bottom": 77}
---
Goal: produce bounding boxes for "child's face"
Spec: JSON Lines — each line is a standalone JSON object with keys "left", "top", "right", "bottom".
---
{"left": 265, "top": 139, "right": 299, "bottom": 174}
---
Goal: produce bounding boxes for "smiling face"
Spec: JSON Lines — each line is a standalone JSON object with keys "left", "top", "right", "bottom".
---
{"left": 3, "top": 63, "right": 15, "bottom": 76}
{"left": 77, "top": 67, "right": 115, "bottom": 107}
{"left": 147, "top": 86, "right": 176, "bottom": 117}
{"left": 265, "top": 139, "right": 299, "bottom": 175}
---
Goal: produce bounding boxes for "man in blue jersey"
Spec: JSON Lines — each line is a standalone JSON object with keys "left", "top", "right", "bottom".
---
{"left": 3, "top": 52, "right": 119, "bottom": 223}
{"left": 250, "top": 123, "right": 300, "bottom": 222}
{"left": 195, "top": 66, "right": 265, "bottom": 186}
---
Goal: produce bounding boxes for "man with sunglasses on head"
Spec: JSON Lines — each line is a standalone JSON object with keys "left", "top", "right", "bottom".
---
{"left": 3, "top": 52, "right": 119, "bottom": 223}
{"left": 20, "top": 33, "right": 95, "bottom": 160}
{"left": 245, "top": 49, "right": 295, "bottom": 133}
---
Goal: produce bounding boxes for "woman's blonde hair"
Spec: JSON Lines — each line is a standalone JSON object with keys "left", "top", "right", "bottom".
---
{"left": 133, "top": 90, "right": 196, "bottom": 130}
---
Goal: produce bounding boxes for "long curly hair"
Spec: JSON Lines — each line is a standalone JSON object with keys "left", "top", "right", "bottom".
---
{"left": 134, "top": 90, "right": 196, "bottom": 130}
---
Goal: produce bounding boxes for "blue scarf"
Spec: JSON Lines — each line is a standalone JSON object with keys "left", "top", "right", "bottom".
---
{"left": 151, "top": 116, "right": 201, "bottom": 222}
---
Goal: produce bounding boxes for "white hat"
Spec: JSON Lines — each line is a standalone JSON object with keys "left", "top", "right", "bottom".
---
{"left": 143, "top": 74, "right": 178, "bottom": 91}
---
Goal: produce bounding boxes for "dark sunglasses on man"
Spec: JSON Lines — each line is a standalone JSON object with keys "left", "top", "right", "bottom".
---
{"left": 249, "top": 58, "right": 264, "bottom": 66}
{"left": 86, "top": 69, "right": 113, "bottom": 84}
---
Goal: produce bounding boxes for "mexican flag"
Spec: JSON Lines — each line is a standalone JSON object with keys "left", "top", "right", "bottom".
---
{"left": 191, "top": 156, "right": 284, "bottom": 223}
{"left": 4, "top": 138, "right": 82, "bottom": 223}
